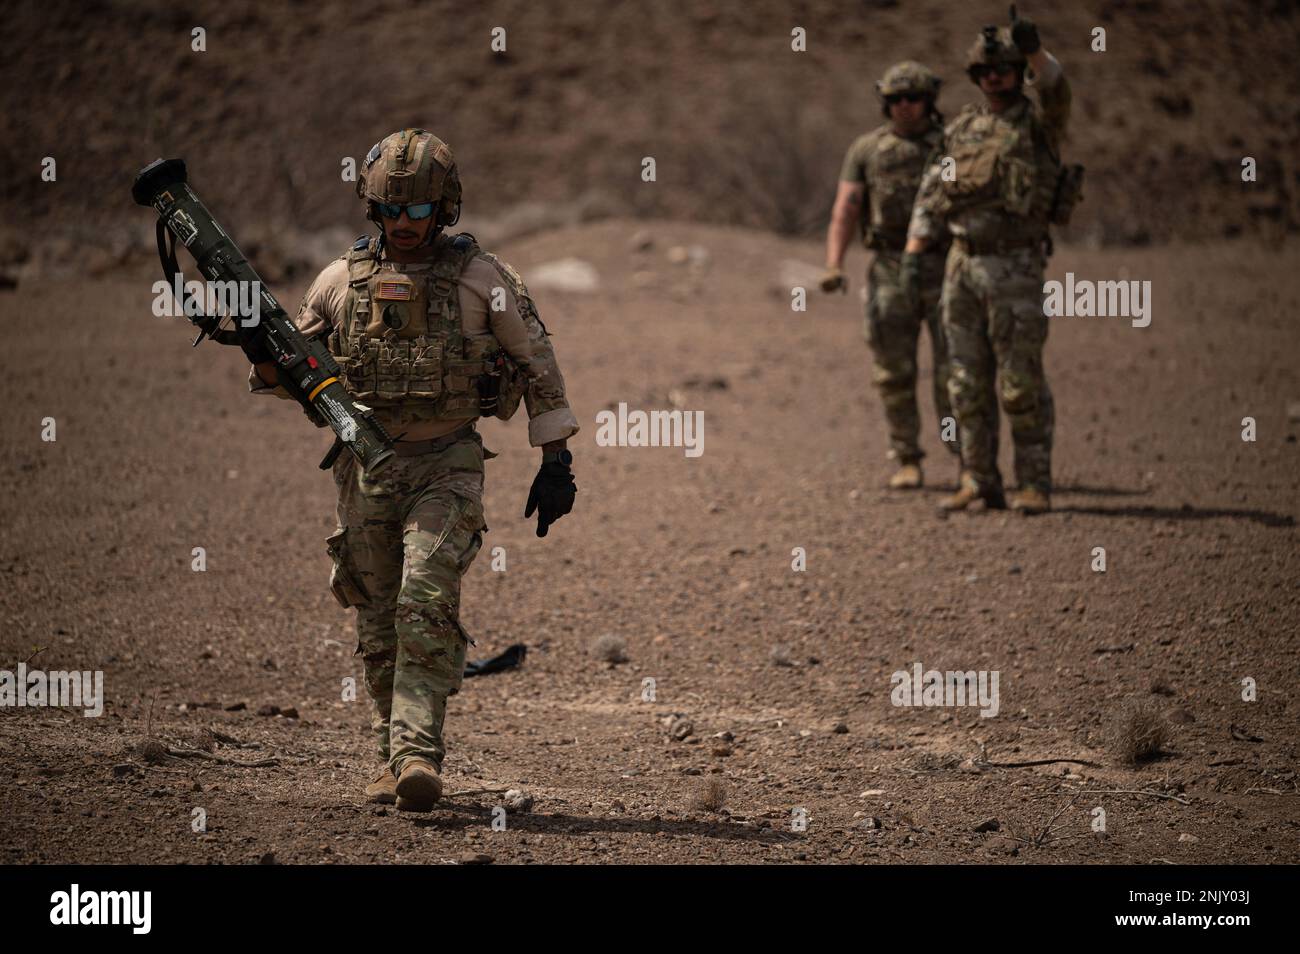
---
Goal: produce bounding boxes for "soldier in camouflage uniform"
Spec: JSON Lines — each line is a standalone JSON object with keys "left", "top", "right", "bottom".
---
{"left": 248, "top": 129, "right": 580, "bottom": 810}
{"left": 904, "top": 9, "right": 1074, "bottom": 514}
{"left": 821, "top": 61, "right": 958, "bottom": 490}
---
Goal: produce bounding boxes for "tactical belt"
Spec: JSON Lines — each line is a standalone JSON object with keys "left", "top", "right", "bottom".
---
{"left": 876, "top": 242, "right": 950, "bottom": 260}
{"left": 393, "top": 422, "right": 477, "bottom": 457}
{"left": 954, "top": 235, "right": 1045, "bottom": 256}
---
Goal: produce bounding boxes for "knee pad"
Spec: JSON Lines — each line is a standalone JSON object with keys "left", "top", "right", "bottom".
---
{"left": 1000, "top": 371, "right": 1039, "bottom": 415}
{"left": 872, "top": 358, "right": 917, "bottom": 395}
{"left": 947, "top": 366, "right": 984, "bottom": 410}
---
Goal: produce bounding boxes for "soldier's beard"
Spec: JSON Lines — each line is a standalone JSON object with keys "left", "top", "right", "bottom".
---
{"left": 893, "top": 115, "right": 930, "bottom": 137}
{"left": 984, "top": 87, "right": 1023, "bottom": 111}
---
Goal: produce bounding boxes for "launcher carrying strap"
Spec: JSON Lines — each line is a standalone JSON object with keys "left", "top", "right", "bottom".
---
{"left": 155, "top": 219, "right": 245, "bottom": 349}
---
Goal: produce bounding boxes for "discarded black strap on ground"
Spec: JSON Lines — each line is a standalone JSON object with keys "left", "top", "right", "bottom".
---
{"left": 464, "top": 643, "right": 527, "bottom": 678}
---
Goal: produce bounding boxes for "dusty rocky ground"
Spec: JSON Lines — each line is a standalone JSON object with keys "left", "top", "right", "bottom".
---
{"left": 1, "top": 220, "right": 1296, "bottom": 864}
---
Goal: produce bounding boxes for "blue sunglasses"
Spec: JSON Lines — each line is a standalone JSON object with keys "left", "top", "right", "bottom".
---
{"left": 376, "top": 201, "right": 436, "bottom": 221}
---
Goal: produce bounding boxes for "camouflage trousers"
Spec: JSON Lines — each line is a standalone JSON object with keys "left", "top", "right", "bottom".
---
{"left": 941, "top": 244, "right": 1054, "bottom": 492}
{"left": 326, "top": 429, "right": 488, "bottom": 777}
{"left": 864, "top": 251, "right": 958, "bottom": 464}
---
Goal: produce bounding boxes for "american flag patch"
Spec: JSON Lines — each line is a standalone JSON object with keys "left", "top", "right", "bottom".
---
{"left": 376, "top": 280, "right": 414, "bottom": 301}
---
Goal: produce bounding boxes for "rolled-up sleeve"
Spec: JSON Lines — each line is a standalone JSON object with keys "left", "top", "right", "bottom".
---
{"left": 472, "top": 253, "right": 580, "bottom": 447}
{"left": 521, "top": 318, "right": 580, "bottom": 446}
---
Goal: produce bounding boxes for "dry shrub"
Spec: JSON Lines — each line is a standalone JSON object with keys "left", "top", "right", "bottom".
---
{"left": 591, "top": 634, "right": 628, "bottom": 665}
{"left": 692, "top": 777, "right": 728, "bottom": 813}
{"left": 1108, "top": 699, "right": 1170, "bottom": 766}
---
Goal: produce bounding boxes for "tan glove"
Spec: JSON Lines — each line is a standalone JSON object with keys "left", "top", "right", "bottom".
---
{"left": 819, "top": 266, "right": 847, "bottom": 294}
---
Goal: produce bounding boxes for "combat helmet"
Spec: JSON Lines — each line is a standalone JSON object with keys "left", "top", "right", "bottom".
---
{"left": 358, "top": 128, "right": 462, "bottom": 227}
{"left": 876, "top": 60, "right": 942, "bottom": 120}
{"left": 965, "top": 25, "right": 1026, "bottom": 83}
{"left": 876, "top": 61, "right": 941, "bottom": 100}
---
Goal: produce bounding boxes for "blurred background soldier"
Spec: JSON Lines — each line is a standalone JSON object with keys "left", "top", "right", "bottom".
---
{"left": 905, "top": 8, "right": 1076, "bottom": 514}
{"left": 249, "top": 129, "right": 580, "bottom": 810}
{"left": 821, "top": 61, "right": 957, "bottom": 490}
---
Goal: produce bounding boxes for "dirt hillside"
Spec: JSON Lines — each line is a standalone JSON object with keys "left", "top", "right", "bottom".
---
{"left": 2, "top": 0, "right": 1298, "bottom": 271}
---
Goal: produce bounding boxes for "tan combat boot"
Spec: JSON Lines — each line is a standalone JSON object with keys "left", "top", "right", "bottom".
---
{"left": 395, "top": 758, "right": 444, "bottom": 812}
{"left": 1009, "top": 486, "right": 1051, "bottom": 515}
{"left": 939, "top": 473, "right": 1006, "bottom": 512}
{"left": 888, "top": 463, "right": 923, "bottom": 490}
{"left": 364, "top": 767, "right": 398, "bottom": 805}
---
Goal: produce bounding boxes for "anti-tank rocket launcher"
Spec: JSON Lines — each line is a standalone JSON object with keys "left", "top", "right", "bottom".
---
{"left": 131, "top": 157, "right": 394, "bottom": 475}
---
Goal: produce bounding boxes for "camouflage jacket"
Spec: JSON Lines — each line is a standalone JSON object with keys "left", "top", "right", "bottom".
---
{"left": 909, "top": 53, "right": 1072, "bottom": 249}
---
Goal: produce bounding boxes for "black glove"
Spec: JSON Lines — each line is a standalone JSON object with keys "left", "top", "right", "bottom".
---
{"left": 899, "top": 252, "right": 923, "bottom": 316}
{"left": 1009, "top": 5, "right": 1040, "bottom": 54}
{"left": 525, "top": 458, "right": 576, "bottom": 537}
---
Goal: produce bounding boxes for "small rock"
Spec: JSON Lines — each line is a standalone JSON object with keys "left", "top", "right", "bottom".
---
{"left": 1178, "top": 833, "right": 1199, "bottom": 844}
{"left": 669, "top": 717, "right": 694, "bottom": 741}
{"left": 111, "top": 763, "right": 136, "bottom": 777}
{"left": 857, "top": 816, "right": 883, "bottom": 830}
{"left": 223, "top": 702, "right": 247, "bottom": 712}
{"left": 832, "top": 722, "right": 849, "bottom": 734}
{"left": 528, "top": 258, "right": 600, "bottom": 294}
{"left": 280, "top": 706, "right": 299, "bottom": 720}
{"left": 503, "top": 789, "right": 534, "bottom": 812}
{"left": 973, "top": 817, "right": 1000, "bottom": 833}
{"left": 259, "top": 852, "right": 277, "bottom": 865}
{"left": 1166, "top": 706, "right": 1195, "bottom": 724}
{"left": 986, "top": 836, "right": 1019, "bottom": 856}
{"left": 458, "top": 852, "right": 494, "bottom": 865}
{"left": 711, "top": 744, "right": 732, "bottom": 757}
{"left": 256, "top": 704, "right": 281, "bottom": 717}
